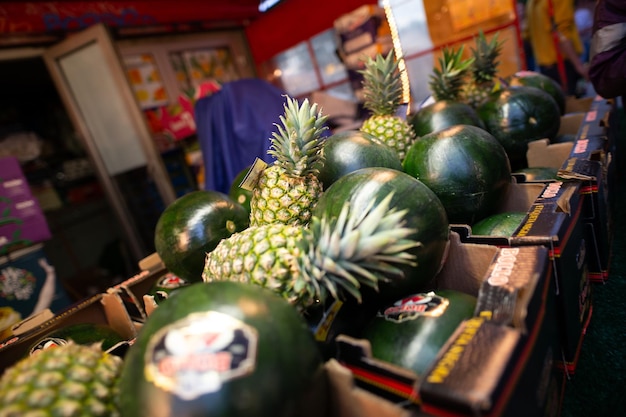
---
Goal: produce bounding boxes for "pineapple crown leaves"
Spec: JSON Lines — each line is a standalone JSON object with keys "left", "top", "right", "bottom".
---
{"left": 429, "top": 45, "right": 475, "bottom": 102}
{"left": 359, "top": 51, "right": 404, "bottom": 116}
{"left": 292, "top": 192, "right": 421, "bottom": 305}
{"left": 268, "top": 96, "right": 329, "bottom": 177}
{"left": 470, "top": 30, "right": 504, "bottom": 84}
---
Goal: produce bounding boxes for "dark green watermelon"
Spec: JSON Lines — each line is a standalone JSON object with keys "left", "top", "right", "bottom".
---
{"left": 28, "top": 323, "right": 126, "bottom": 355}
{"left": 507, "top": 70, "right": 566, "bottom": 115}
{"left": 477, "top": 85, "right": 561, "bottom": 171}
{"left": 154, "top": 190, "right": 249, "bottom": 283}
{"left": 471, "top": 212, "right": 527, "bottom": 236}
{"left": 312, "top": 167, "right": 450, "bottom": 304}
{"left": 118, "top": 281, "right": 328, "bottom": 417}
{"left": 147, "top": 272, "right": 192, "bottom": 305}
{"left": 316, "top": 130, "right": 402, "bottom": 189}
{"left": 228, "top": 166, "right": 253, "bottom": 214}
{"left": 512, "top": 167, "right": 560, "bottom": 182}
{"left": 408, "top": 100, "right": 485, "bottom": 137}
{"left": 362, "top": 289, "right": 476, "bottom": 377}
{"left": 403, "top": 124, "right": 512, "bottom": 225}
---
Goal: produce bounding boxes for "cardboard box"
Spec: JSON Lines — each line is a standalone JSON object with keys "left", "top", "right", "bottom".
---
{"left": 334, "top": 233, "right": 563, "bottom": 416}
{"left": 452, "top": 180, "right": 592, "bottom": 375}
{"left": 0, "top": 291, "right": 136, "bottom": 373}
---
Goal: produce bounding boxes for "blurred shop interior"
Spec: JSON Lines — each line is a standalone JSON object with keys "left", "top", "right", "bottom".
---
{"left": 0, "top": 0, "right": 524, "bottom": 302}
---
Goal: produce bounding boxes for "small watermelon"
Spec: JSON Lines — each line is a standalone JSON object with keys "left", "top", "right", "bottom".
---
{"left": 316, "top": 130, "right": 402, "bottom": 189}
{"left": 477, "top": 86, "right": 561, "bottom": 170}
{"left": 146, "top": 272, "right": 192, "bottom": 305}
{"left": 471, "top": 212, "right": 528, "bottom": 236}
{"left": 117, "top": 281, "right": 328, "bottom": 417}
{"left": 28, "top": 323, "right": 126, "bottom": 355}
{"left": 408, "top": 100, "right": 485, "bottom": 137}
{"left": 228, "top": 166, "right": 253, "bottom": 214}
{"left": 154, "top": 190, "right": 249, "bottom": 282}
{"left": 403, "top": 124, "right": 512, "bottom": 225}
{"left": 362, "top": 289, "right": 477, "bottom": 377}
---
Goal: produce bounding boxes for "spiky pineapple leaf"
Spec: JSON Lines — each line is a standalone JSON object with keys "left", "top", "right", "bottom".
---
{"left": 429, "top": 45, "right": 474, "bottom": 102}
{"left": 359, "top": 51, "right": 403, "bottom": 116}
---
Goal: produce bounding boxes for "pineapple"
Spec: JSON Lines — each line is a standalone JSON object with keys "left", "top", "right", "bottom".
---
{"left": 429, "top": 45, "right": 474, "bottom": 102}
{"left": 249, "top": 96, "right": 328, "bottom": 227}
{"left": 462, "top": 31, "right": 504, "bottom": 108}
{"left": 0, "top": 342, "right": 122, "bottom": 417}
{"left": 204, "top": 192, "right": 420, "bottom": 310}
{"left": 359, "top": 51, "right": 415, "bottom": 161}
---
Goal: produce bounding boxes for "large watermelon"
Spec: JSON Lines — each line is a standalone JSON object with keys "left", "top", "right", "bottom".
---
{"left": 154, "top": 190, "right": 249, "bottom": 282}
{"left": 403, "top": 124, "right": 512, "bottom": 225}
{"left": 477, "top": 85, "right": 561, "bottom": 170}
{"left": 316, "top": 130, "right": 402, "bottom": 189}
{"left": 507, "top": 70, "right": 566, "bottom": 115}
{"left": 118, "top": 281, "right": 328, "bottom": 417}
{"left": 362, "top": 289, "right": 477, "bottom": 378}
{"left": 408, "top": 100, "right": 485, "bottom": 137}
{"left": 312, "top": 167, "right": 450, "bottom": 304}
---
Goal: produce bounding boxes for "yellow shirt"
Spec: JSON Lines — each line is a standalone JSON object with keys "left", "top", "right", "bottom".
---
{"left": 526, "top": 0, "right": 583, "bottom": 66}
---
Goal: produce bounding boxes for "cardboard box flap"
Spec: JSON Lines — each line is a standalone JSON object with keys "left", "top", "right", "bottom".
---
{"left": 558, "top": 158, "right": 600, "bottom": 181}
{"left": 419, "top": 319, "right": 520, "bottom": 416}
{"left": 564, "top": 96, "right": 593, "bottom": 114}
{"left": 435, "top": 231, "right": 498, "bottom": 296}
{"left": 558, "top": 112, "right": 585, "bottom": 136}
{"left": 474, "top": 246, "right": 549, "bottom": 333}
{"left": 11, "top": 308, "right": 54, "bottom": 336}
{"left": 526, "top": 139, "right": 573, "bottom": 169}
{"left": 497, "top": 182, "right": 545, "bottom": 213}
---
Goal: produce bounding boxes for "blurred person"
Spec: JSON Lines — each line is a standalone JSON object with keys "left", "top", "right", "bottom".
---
{"left": 526, "top": 0, "right": 588, "bottom": 96}
{"left": 588, "top": 0, "right": 626, "bottom": 99}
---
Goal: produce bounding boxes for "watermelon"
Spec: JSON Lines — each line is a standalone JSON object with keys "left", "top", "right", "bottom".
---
{"left": 28, "top": 323, "right": 126, "bottom": 355}
{"left": 117, "top": 281, "right": 328, "bottom": 417}
{"left": 146, "top": 272, "right": 191, "bottom": 305}
{"left": 403, "top": 124, "right": 512, "bottom": 225}
{"left": 312, "top": 167, "right": 450, "bottom": 304}
{"left": 362, "top": 289, "right": 477, "bottom": 378}
{"left": 228, "top": 166, "right": 253, "bottom": 214}
{"left": 408, "top": 100, "right": 485, "bottom": 137}
{"left": 512, "top": 167, "right": 560, "bottom": 182}
{"left": 507, "top": 70, "right": 566, "bottom": 115}
{"left": 316, "top": 130, "right": 402, "bottom": 189}
{"left": 154, "top": 190, "right": 249, "bottom": 283}
{"left": 471, "top": 212, "right": 527, "bottom": 236}
{"left": 477, "top": 86, "right": 561, "bottom": 171}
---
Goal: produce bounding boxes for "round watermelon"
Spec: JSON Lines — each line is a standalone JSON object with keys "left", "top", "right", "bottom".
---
{"left": 117, "top": 281, "right": 328, "bottom": 417}
{"left": 312, "top": 167, "right": 450, "bottom": 303}
{"left": 507, "top": 70, "right": 566, "bottom": 115}
{"left": 228, "top": 166, "right": 253, "bottom": 214}
{"left": 362, "top": 289, "right": 476, "bottom": 377}
{"left": 477, "top": 85, "right": 561, "bottom": 171}
{"left": 403, "top": 124, "right": 512, "bottom": 225}
{"left": 316, "top": 130, "right": 402, "bottom": 189}
{"left": 512, "top": 167, "right": 560, "bottom": 182}
{"left": 471, "top": 212, "right": 527, "bottom": 236}
{"left": 154, "top": 190, "right": 249, "bottom": 283}
{"left": 28, "top": 323, "right": 126, "bottom": 355}
{"left": 408, "top": 100, "right": 485, "bottom": 137}
{"left": 146, "top": 272, "right": 192, "bottom": 306}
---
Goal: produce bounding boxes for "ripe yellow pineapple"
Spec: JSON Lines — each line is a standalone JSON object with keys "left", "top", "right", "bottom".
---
{"left": 249, "top": 96, "right": 328, "bottom": 227}
{"left": 462, "top": 31, "right": 505, "bottom": 108}
{"left": 0, "top": 342, "right": 122, "bottom": 417}
{"left": 359, "top": 51, "right": 415, "bottom": 161}
{"left": 204, "top": 193, "right": 420, "bottom": 310}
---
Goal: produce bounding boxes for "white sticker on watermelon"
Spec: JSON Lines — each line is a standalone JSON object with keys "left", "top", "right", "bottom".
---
{"left": 144, "top": 311, "right": 258, "bottom": 400}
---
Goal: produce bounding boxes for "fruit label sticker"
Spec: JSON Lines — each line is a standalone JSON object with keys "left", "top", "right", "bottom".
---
{"left": 379, "top": 292, "right": 449, "bottom": 323}
{"left": 145, "top": 311, "right": 258, "bottom": 400}
{"left": 155, "top": 273, "right": 188, "bottom": 289}
{"left": 29, "top": 337, "right": 68, "bottom": 356}
{"left": 239, "top": 157, "right": 268, "bottom": 191}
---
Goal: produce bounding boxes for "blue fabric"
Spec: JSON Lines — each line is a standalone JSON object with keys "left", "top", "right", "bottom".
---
{"left": 195, "top": 79, "right": 288, "bottom": 194}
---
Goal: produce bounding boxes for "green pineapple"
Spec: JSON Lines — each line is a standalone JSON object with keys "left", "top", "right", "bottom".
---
{"left": 359, "top": 51, "right": 415, "bottom": 161}
{"left": 204, "top": 192, "right": 420, "bottom": 310}
{"left": 0, "top": 342, "right": 122, "bottom": 417}
{"left": 429, "top": 45, "right": 474, "bottom": 102}
{"left": 249, "top": 96, "right": 328, "bottom": 227}
{"left": 462, "top": 31, "right": 504, "bottom": 108}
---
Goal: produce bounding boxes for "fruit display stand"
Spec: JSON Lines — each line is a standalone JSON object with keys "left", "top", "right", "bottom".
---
{"left": 0, "top": 291, "right": 136, "bottom": 374}
{"left": 335, "top": 233, "right": 562, "bottom": 417}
